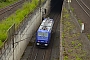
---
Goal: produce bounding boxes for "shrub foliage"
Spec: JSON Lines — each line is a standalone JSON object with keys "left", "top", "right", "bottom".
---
{"left": 0, "top": 0, "right": 43, "bottom": 47}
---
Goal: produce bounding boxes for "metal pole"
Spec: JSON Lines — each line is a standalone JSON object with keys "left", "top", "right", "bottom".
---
{"left": 12, "top": 24, "right": 15, "bottom": 60}
{"left": 13, "top": 38, "right": 14, "bottom": 60}
{"left": 68, "top": 2, "right": 70, "bottom": 11}
{"left": 40, "top": 0, "right": 42, "bottom": 21}
{"left": 68, "top": 0, "right": 71, "bottom": 11}
{"left": 40, "top": 0, "right": 41, "bottom": 12}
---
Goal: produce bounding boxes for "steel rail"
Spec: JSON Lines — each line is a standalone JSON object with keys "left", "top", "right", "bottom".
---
{"left": 0, "top": 0, "right": 24, "bottom": 15}
{"left": 0, "top": 0, "right": 25, "bottom": 21}
{"left": 76, "top": 0, "right": 90, "bottom": 17}
{"left": 27, "top": 43, "right": 39, "bottom": 60}
{"left": 48, "top": 14, "right": 60, "bottom": 60}
{"left": 42, "top": 50, "right": 46, "bottom": 60}
{"left": 80, "top": 0, "right": 90, "bottom": 11}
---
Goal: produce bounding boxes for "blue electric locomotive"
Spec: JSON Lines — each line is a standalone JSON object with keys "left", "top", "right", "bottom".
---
{"left": 36, "top": 17, "right": 54, "bottom": 47}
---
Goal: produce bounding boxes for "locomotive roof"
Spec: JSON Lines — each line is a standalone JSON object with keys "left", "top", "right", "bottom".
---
{"left": 38, "top": 18, "right": 54, "bottom": 32}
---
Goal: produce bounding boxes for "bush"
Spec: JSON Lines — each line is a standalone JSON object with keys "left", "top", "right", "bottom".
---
{"left": 0, "top": 0, "right": 40, "bottom": 46}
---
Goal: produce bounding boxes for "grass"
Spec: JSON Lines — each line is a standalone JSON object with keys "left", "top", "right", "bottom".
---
{"left": 0, "top": 0, "right": 44, "bottom": 48}
{"left": 62, "top": 7, "right": 86, "bottom": 60}
{"left": 70, "top": 7, "right": 74, "bottom": 12}
{"left": 64, "top": 56, "right": 68, "bottom": 60}
{"left": 87, "top": 34, "right": 90, "bottom": 40}
{"left": 78, "top": 19, "right": 82, "bottom": 26}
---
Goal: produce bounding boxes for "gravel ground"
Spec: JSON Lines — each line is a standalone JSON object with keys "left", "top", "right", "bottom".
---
{"left": 62, "top": 0, "right": 90, "bottom": 60}
{"left": 70, "top": 0, "right": 90, "bottom": 34}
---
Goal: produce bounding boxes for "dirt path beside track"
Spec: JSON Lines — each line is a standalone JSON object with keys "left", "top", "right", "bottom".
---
{"left": 62, "top": 0, "right": 90, "bottom": 60}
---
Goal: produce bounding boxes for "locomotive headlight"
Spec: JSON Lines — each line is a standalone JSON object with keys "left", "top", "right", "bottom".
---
{"left": 45, "top": 44, "right": 48, "bottom": 46}
{"left": 37, "top": 43, "right": 39, "bottom": 45}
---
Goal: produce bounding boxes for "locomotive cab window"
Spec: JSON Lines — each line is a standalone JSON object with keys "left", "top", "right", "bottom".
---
{"left": 38, "top": 32, "right": 48, "bottom": 37}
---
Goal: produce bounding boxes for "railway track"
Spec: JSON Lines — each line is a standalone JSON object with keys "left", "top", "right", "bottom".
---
{"left": 26, "top": 12, "right": 60, "bottom": 60}
{"left": 76, "top": 0, "right": 90, "bottom": 17}
{"left": 69, "top": 0, "right": 90, "bottom": 59}
{"left": 70, "top": 0, "right": 90, "bottom": 33}
{"left": 0, "top": 0, "right": 26, "bottom": 21}
{"left": 20, "top": 0, "right": 62, "bottom": 60}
